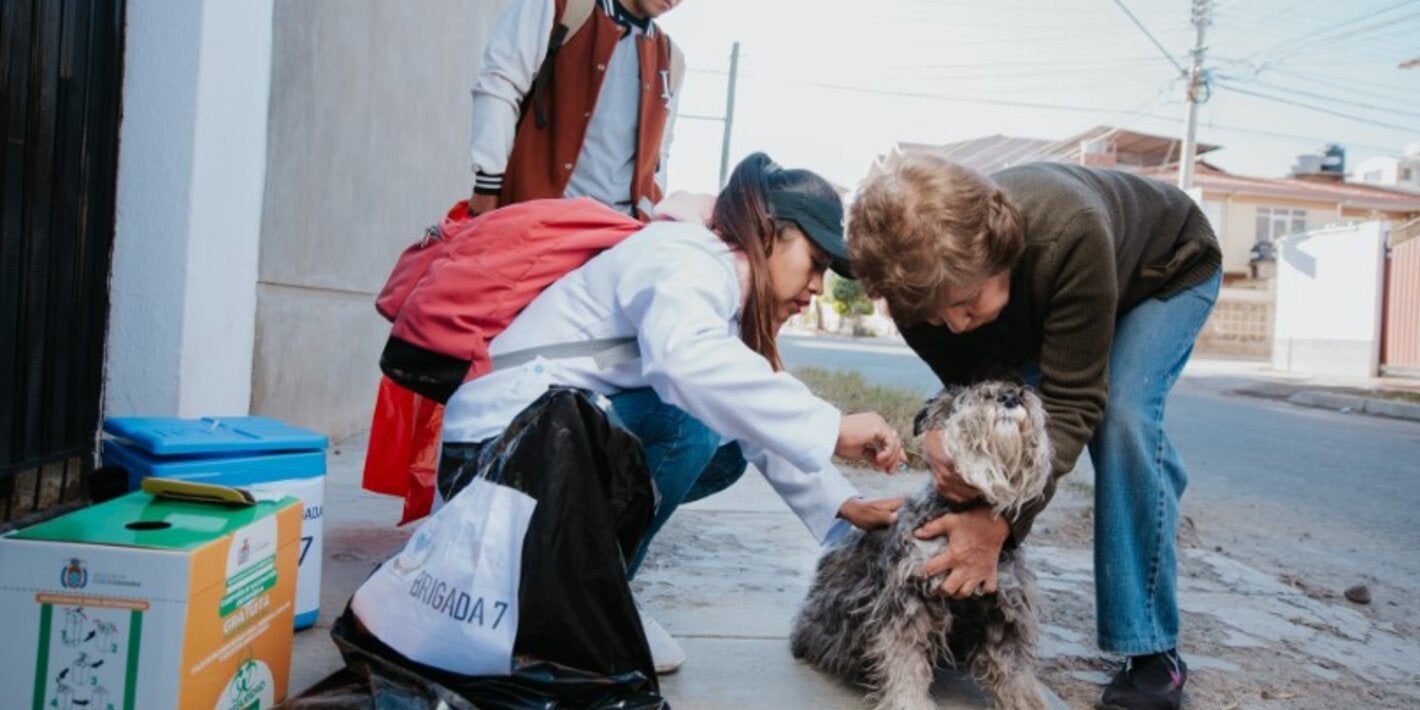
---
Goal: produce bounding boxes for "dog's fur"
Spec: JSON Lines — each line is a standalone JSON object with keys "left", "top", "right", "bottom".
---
{"left": 791, "top": 382, "right": 1054, "bottom": 710}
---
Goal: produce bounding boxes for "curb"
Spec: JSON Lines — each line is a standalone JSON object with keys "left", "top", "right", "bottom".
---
{"left": 1286, "top": 390, "right": 1420, "bottom": 422}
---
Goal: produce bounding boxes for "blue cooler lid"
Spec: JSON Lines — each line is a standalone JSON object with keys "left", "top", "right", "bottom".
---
{"left": 103, "top": 438, "right": 326, "bottom": 488}
{"left": 103, "top": 416, "right": 327, "bottom": 456}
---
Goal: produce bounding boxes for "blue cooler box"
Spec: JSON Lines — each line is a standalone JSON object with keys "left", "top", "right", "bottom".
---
{"left": 101, "top": 416, "right": 327, "bottom": 630}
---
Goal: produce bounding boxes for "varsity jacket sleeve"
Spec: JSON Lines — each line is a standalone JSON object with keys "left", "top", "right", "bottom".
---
{"left": 653, "top": 85, "right": 680, "bottom": 195}
{"left": 615, "top": 237, "right": 859, "bottom": 543}
{"left": 1007, "top": 209, "right": 1117, "bottom": 545}
{"left": 468, "top": 0, "right": 555, "bottom": 194}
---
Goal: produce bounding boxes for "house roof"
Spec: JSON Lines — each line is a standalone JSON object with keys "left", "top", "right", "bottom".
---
{"left": 900, "top": 135, "right": 1057, "bottom": 174}
{"left": 1054, "top": 125, "right": 1220, "bottom": 163}
{"left": 900, "top": 126, "right": 1220, "bottom": 174}
{"left": 1138, "top": 162, "right": 1420, "bottom": 214}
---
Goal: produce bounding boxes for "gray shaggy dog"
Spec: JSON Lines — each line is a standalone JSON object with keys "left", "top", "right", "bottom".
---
{"left": 791, "top": 381, "right": 1053, "bottom": 710}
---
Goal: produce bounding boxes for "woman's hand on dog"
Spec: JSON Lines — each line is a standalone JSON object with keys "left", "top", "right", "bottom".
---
{"left": 835, "top": 412, "right": 908, "bottom": 473}
{"left": 838, "top": 496, "right": 905, "bottom": 530}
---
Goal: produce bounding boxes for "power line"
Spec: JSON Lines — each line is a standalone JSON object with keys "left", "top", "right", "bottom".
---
{"left": 1288, "top": 54, "right": 1420, "bottom": 67}
{"left": 917, "top": 56, "right": 1166, "bottom": 71}
{"left": 909, "top": 62, "right": 1171, "bottom": 82}
{"left": 1266, "top": 14, "right": 1420, "bottom": 66}
{"left": 1224, "top": 78, "right": 1420, "bottom": 120}
{"left": 692, "top": 64, "right": 1173, "bottom": 99}
{"left": 1217, "top": 82, "right": 1419, "bottom": 133}
{"left": 1109, "top": 0, "right": 1189, "bottom": 75}
{"left": 1265, "top": 66, "right": 1420, "bottom": 106}
{"left": 1008, "top": 85, "right": 1183, "bottom": 166}
{"left": 894, "top": 0, "right": 1123, "bottom": 14}
{"left": 1249, "top": 0, "right": 1419, "bottom": 57}
{"left": 695, "top": 55, "right": 1171, "bottom": 79}
{"left": 1247, "top": 1, "right": 1420, "bottom": 68}
{"left": 787, "top": 78, "right": 1182, "bottom": 118}
{"left": 1213, "top": 0, "right": 1337, "bottom": 37}
{"left": 1196, "top": 120, "right": 1400, "bottom": 155}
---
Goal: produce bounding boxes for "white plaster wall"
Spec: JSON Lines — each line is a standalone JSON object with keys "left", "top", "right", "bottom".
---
{"left": 1197, "top": 197, "right": 1232, "bottom": 268}
{"left": 253, "top": 1, "right": 509, "bottom": 437}
{"left": 1271, "top": 222, "right": 1388, "bottom": 378}
{"left": 1355, "top": 156, "right": 1399, "bottom": 185}
{"left": 183, "top": 0, "right": 275, "bottom": 414}
{"left": 106, "top": 1, "right": 200, "bottom": 416}
{"left": 106, "top": 0, "right": 274, "bottom": 418}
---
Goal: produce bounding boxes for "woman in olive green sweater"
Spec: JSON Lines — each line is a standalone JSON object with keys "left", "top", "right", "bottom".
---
{"left": 849, "top": 153, "right": 1221, "bottom": 710}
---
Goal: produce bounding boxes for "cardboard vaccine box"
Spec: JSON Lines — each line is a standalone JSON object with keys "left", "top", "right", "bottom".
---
{"left": 101, "top": 416, "right": 326, "bottom": 629}
{"left": 0, "top": 489, "right": 300, "bottom": 710}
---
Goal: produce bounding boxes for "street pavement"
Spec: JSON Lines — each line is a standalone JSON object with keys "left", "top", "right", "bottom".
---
{"left": 286, "top": 335, "right": 1420, "bottom": 708}
{"left": 777, "top": 331, "right": 1420, "bottom": 422}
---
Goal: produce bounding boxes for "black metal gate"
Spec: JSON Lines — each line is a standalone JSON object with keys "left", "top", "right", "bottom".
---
{"left": 1, "top": 0, "right": 125, "bottom": 526}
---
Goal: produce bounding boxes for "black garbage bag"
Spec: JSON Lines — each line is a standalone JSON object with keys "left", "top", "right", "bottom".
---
{"left": 282, "top": 388, "right": 664, "bottom": 709}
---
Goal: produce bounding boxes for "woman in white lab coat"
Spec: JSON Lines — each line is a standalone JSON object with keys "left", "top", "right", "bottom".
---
{"left": 438, "top": 153, "right": 907, "bottom": 670}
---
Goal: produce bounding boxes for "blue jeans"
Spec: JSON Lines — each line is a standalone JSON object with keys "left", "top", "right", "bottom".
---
{"left": 607, "top": 388, "right": 748, "bottom": 578}
{"left": 1023, "top": 270, "right": 1220, "bottom": 655}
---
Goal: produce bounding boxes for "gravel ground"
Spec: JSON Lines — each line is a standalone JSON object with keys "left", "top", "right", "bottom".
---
{"left": 841, "top": 467, "right": 1420, "bottom": 709}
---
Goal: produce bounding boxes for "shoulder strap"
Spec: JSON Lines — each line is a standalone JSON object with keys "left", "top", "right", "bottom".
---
{"left": 491, "top": 336, "right": 639, "bottom": 372}
{"left": 669, "top": 42, "right": 685, "bottom": 97}
{"left": 529, "top": 0, "right": 599, "bottom": 128}
{"left": 561, "top": 0, "right": 596, "bottom": 43}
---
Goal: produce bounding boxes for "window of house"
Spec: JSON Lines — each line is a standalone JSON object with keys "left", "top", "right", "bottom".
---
{"left": 1255, "top": 206, "right": 1307, "bottom": 242}
{"left": 1402, "top": 167, "right": 1414, "bottom": 182}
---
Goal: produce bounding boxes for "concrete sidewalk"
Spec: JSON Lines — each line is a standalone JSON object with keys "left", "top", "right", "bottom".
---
{"left": 289, "top": 434, "right": 1013, "bottom": 708}
{"left": 290, "top": 423, "right": 1420, "bottom": 708}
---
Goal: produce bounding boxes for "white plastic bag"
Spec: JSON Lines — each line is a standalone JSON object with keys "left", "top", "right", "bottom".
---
{"left": 351, "top": 477, "right": 537, "bottom": 675}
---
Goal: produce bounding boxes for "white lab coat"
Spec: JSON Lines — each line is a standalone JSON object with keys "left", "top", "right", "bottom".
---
{"left": 442, "top": 221, "right": 858, "bottom": 543}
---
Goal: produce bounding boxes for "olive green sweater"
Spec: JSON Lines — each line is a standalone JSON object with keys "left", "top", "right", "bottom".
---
{"left": 901, "top": 163, "right": 1221, "bottom": 545}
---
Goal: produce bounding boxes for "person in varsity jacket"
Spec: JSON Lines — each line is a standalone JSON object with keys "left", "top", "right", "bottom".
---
{"left": 468, "top": 0, "right": 684, "bottom": 221}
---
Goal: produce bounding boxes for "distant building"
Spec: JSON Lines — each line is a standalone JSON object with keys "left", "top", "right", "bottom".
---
{"left": 1138, "top": 161, "right": 1420, "bottom": 277}
{"left": 1353, "top": 144, "right": 1420, "bottom": 193}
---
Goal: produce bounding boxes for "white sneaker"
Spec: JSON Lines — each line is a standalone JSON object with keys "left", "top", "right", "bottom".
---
{"left": 637, "top": 607, "right": 686, "bottom": 675}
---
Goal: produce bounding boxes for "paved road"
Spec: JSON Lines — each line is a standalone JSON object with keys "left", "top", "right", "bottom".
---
{"left": 780, "top": 333, "right": 941, "bottom": 395}
{"left": 780, "top": 333, "right": 1420, "bottom": 618}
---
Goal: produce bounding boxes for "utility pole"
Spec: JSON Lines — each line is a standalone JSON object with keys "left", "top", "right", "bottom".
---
{"left": 717, "top": 42, "right": 741, "bottom": 189}
{"left": 1179, "top": 0, "right": 1210, "bottom": 190}
{"left": 677, "top": 43, "right": 742, "bottom": 189}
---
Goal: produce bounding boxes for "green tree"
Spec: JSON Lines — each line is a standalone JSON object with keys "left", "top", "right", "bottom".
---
{"left": 829, "top": 274, "right": 875, "bottom": 317}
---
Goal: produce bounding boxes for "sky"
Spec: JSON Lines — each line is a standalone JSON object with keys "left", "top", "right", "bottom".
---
{"left": 654, "top": 0, "right": 1420, "bottom": 194}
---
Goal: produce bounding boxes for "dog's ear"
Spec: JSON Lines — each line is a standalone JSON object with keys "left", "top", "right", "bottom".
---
{"left": 914, "top": 385, "right": 964, "bottom": 436}
{"left": 912, "top": 398, "right": 933, "bottom": 437}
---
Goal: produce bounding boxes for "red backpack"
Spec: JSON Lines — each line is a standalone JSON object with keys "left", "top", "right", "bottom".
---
{"left": 364, "top": 197, "right": 642, "bottom": 522}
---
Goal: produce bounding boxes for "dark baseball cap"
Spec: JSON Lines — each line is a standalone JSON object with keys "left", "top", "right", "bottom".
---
{"left": 768, "top": 189, "right": 853, "bottom": 278}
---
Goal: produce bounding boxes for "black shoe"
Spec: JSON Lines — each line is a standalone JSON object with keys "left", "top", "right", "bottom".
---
{"left": 1098, "top": 649, "right": 1187, "bottom": 710}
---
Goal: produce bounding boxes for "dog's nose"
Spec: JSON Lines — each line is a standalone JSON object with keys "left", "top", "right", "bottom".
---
{"left": 998, "top": 392, "right": 1021, "bottom": 408}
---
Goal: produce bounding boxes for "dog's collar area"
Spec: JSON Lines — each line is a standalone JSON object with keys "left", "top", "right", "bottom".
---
{"left": 936, "top": 495, "right": 992, "bottom": 514}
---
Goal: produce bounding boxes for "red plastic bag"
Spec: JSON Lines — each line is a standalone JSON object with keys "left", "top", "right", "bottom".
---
{"left": 361, "top": 376, "right": 444, "bottom": 524}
